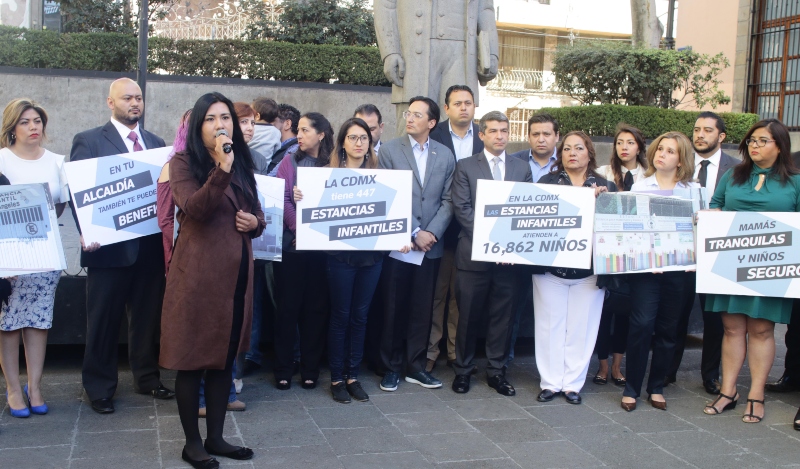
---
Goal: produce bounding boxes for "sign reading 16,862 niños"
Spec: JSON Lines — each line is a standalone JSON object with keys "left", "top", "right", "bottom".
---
{"left": 295, "top": 167, "right": 412, "bottom": 250}
{"left": 471, "top": 180, "right": 596, "bottom": 268}
{"left": 697, "top": 211, "right": 800, "bottom": 299}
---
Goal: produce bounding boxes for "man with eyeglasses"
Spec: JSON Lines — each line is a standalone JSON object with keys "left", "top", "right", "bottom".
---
{"left": 376, "top": 96, "right": 455, "bottom": 392}
{"left": 426, "top": 85, "right": 484, "bottom": 372}
{"left": 668, "top": 111, "right": 739, "bottom": 396}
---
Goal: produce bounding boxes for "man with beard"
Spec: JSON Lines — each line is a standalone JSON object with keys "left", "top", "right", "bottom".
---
{"left": 667, "top": 111, "right": 738, "bottom": 395}
{"left": 70, "top": 78, "right": 172, "bottom": 414}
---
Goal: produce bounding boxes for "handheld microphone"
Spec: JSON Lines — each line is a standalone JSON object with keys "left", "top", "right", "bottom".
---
{"left": 215, "top": 129, "right": 232, "bottom": 154}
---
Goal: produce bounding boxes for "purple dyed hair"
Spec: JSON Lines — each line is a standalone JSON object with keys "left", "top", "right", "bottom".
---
{"left": 168, "top": 109, "right": 192, "bottom": 160}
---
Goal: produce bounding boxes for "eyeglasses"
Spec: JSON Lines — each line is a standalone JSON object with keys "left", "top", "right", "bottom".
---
{"left": 346, "top": 135, "right": 370, "bottom": 144}
{"left": 745, "top": 138, "right": 775, "bottom": 147}
{"left": 402, "top": 111, "right": 426, "bottom": 121}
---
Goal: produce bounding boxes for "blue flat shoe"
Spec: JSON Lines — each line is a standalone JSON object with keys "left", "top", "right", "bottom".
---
{"left": 6, "top": 391, "right": 30, "bottom": 418}
{"left": 24, "top": 384, "right": 48, "bottom": 415}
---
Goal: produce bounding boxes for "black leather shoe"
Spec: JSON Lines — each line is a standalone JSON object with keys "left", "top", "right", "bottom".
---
{"left": 765, "top": 375, "right": 799, "bottom": 393}
{"left": 487, "top": 375, "right": 516, "bottom": 396}
{"left": 149, "top": 385, "right": 176, "bottom": 400}
{"left": 703, "top": 379, "right": 721, "bottom": 395}
{"left": 564, "top": 391, "right": 581, "bottom": 405}
{"left": 537, "top": 389, "right": 559, "bottom": 402}
{"left": 204, "top": 442, "right": 254, "bottom": 460}
{"left": 452, "top": 375, "right": 470, "bottom": 394}
{"left": 793, "top": 407, "right": 800, "bottom": 431}
{"left": 182, "top": 448, "right": 219, "bottom": 469}
{"left": 91, "top": 398, "right": 114, "bottom": 414}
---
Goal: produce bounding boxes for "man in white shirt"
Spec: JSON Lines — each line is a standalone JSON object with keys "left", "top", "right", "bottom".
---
{"left": 669, "top": 111, "right": 739, "bottom": 395}
{"left": 426, "top": 85, "right": 485, "bottom": 372}
{"left": 354, "top": 104, "right": 385, "bottom": 155}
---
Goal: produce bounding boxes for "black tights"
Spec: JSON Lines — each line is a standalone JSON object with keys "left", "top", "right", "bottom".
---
{"left": 175, "top": 343, "right": 238, "bottom": 459}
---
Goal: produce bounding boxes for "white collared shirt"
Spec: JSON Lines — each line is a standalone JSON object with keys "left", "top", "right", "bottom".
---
{"left": 449, "top": 121, "right": 474, "bottom": 161}
{"left": 529, "top": 148, "right": 557, "bottom": 182}
{"left": 693, "top": 149, "right": 721, "bottom": 196}
{"left": 484, "top": 149, "right": 506, "bottom": 181}
{"left": 596, "top": 163, "right": 646, "bottom": 186}
{"left": 110, "top": 118, "right": 147, "bottom": 153}
{"left": 409, "top": 135, "right": 430, "bottom": 185}
{"left": 374, "top": 140, "right": 381, "bottom": 155}
{"left": 631, "top": 174, "right": 700, "bottom": 191}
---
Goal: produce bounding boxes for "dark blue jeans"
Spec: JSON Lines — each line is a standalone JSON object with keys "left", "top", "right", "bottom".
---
{"left": 327, "top": 256, "right": 383, "bottom": 383}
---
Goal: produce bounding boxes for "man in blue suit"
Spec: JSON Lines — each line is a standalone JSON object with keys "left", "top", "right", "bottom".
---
{"left": 70, "top": 78, "right": 172, "bottom": 414}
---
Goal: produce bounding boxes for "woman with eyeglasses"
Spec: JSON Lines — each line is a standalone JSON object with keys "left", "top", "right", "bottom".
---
{"left": 293, "top": 118, "right": 410, "bottom": 403}
{"left": 702, "top": 119, "right": 800, "bottom": 423}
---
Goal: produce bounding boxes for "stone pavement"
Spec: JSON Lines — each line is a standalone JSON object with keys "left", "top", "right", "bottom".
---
{"left": 1, "top": 333, "right": 799, "bottom": 469}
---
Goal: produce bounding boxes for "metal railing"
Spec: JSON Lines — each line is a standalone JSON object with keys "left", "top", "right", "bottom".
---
{"left": 151, "top": 0, "right": 283, "bottom": 40}
{"left": 487, "top": 69, "right": 555, "bottom": 94}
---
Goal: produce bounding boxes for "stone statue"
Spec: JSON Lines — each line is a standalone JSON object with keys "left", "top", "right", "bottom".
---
{"left": 374, "top": 0, "right": 499, "bottom": 133}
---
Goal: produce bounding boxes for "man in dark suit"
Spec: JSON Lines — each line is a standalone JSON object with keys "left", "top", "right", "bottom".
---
{"left": 377, "top": 96, "right": 455, "bottom": 392}
{"left": 70, "top": 78, "right": 172, "bottom": 414}
{"left": 426, "top": 85, "right": 483, "bottom": 372}
{"left": 668, "top": 111, "right": 740, "bottom": 395}
{"left": 767, "top": 150, "right": 800, "bottom": 395}
{"left": 450, "top": 111, "right": 533, "bottom": 395}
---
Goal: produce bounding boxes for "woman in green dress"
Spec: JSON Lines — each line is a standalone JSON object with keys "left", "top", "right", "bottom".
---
{"left": 703, "top": 119, "right": 800, "bottom": 423}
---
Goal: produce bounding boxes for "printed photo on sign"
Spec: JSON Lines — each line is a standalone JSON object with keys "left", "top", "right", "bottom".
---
{"left": 593, "top": 190, "right": 706, "bottom": 274}
{"left": 697, "top": 211, "right": 800, "bottom": 299}
{"left": 253, "top": 175, "right": 284, "bottom": 261}
{"left": 295, "top": 167, "right": 412, "bottom": 251}
{"left": 64, "top": 147, "right": 171, "bottom": 246}
{"left": 472, "top": 180, "right": 595, "bottom": 268}
{"left": 0, "top": 183, "right": 67, "bottom": 277}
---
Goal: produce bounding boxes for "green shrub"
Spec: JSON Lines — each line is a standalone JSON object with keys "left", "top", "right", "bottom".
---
{"left": 537, "top": 105, "right": 758, "bottom": 144}
{"left": 0, "top": 26, "right": 389, "bottom": 86}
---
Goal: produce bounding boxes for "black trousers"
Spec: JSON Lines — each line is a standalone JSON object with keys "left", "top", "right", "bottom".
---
{"left": 623, "top": 272, "right": 688, "bottom": 399}
{"left": 453, "top": 267, "right": 522, "bottom": 378}
{"left": 594, "top": 293, "right": 629, "bottom": 361}
{"left": 82, "top": 254, "right": 165, "bottom": 401}
{"left": 274, "top": 249, "right": 329, "bottom": 382}
{"left": 668, "top": 272, "right": 723, "bottom": 382}
{"left": 782, "top": 300, "right": 800, "bottom": 379}
{"left": 380, "top": 256, "right": 439, "bottom": 374}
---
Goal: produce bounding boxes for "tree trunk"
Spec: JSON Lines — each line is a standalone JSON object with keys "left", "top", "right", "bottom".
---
{"left": 630, "top": 0, "right": 663, "bottom": 48}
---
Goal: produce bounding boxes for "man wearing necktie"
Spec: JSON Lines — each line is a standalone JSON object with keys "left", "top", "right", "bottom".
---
{"left": 69, "top": 78, "right": 172, "bottom": 414}
{"left": 450, "top": 111, "right": 533, "bottom": 395}
{"left": 668, "top": 111, "right": 739, "bottom": 395}
{"left": 377, "top": 97, "right": 455, "bottom": 392}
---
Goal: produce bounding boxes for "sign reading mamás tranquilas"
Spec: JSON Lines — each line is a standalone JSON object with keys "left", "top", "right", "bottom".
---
{"left": 697, "top": 211, "right": 800, "bottom": 298}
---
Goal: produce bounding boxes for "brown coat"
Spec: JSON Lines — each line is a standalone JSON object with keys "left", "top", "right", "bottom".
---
{"left": 160, "top": 151, "right": 266, "bottom": 370}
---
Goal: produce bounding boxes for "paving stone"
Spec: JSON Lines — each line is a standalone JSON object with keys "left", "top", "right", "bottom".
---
{"left": 308, "top": 404, "right": 391, "bottom": 429}
{"left": 370, "top": 391, "right": 444, "bottom": 415}
{"left": 737, "top": 435, "right": 800, "bottom": 466}
{"left": 72, "top": 429, "right": 159, "bottom": 460}
{"left": 78, "top": 403, "right": 157, "bottom": 432}
{"left": 447, "top": 398, "right": 527, "bottom": 421}
{"left": 470, "top": 418, "right": 562, "bottom": 444}
{"left": 322, "top": 426, "right": 410, "bottom": 456}
{"left": 250, "top": 444, "right": 341, "bottom": 469}
{"left": 435, "top": 458, "right": 523, "bottom": 469}
{"left": 388, "top": 409, "right": 475, "bottom": 436}
{"left": 606, "top": 407, "right": 696, "bottom": 433}
{"left": 0, "top": 420, "right": 75, "bottom": 448}
{"left": 501, "top": 440, "right": 603, "bottom": 469}
{"left": 525, "top": 402, "right": 613, "bottom": 428}
{"left": 238, "top": 420, "right": 325, "bottom": 449}
{"left": 338, "top": 450, "right": 434, "bottom": 469}
{"left": 0, "top": 445, "right": 70, "bottom": 468}
{"left": 233, "top": 399, "right": 310, "bottom": 424}
{"left": 407, "top": 431, "right": 507, "bottom": 463}
{"left": 556, "top": 422, "right": 656, "bottom": 465}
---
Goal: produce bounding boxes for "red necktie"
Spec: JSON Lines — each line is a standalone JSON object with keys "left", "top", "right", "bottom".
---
{"left": 128, "top": 131, "right": 143, "bottom": 152}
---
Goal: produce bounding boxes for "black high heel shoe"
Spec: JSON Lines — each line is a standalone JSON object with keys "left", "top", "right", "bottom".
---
{"left": 703, "top": 392, "right": 738, "bottom": 415}
{"left": 181, "top": 448, "right": 219, "bottom": 469}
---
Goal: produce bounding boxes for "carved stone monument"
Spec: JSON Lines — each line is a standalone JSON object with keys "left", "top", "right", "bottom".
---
{"left": 374, "top": 0, "right": 499, "bottom": 133}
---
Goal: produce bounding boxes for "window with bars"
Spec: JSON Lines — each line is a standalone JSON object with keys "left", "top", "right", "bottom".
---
{"left": 748, "top": 0, "right": 800, "bottom": 130}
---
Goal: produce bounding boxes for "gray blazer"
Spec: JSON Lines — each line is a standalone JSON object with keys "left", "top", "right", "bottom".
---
{"left": 452, "top": 151, "right": 533, "bottom": 271}
{"left": 378, "top": 135, "right": 455, "bottom": 259}
{"left": 716, "top": 150, "right": 740, "bottom": 187}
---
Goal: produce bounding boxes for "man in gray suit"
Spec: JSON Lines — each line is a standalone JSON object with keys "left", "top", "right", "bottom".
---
{"left": 669, "top": 111, "right": 740, "bottom": 395}
{"left": 377, "top": 96, "right": 455, "bottom": 392}
{"left": 451, "top": 111, "right": 533, "bottom": 395}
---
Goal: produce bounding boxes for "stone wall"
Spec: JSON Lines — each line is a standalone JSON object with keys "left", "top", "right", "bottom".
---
{"left": 0, "top": 67, "right": 396, "bottom": 157}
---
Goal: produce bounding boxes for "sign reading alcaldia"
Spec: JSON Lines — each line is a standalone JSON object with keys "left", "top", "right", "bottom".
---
{"left": 294, "top": 168, "right": 412, "bottom": 250}
{"left": 471, "top": 180, "right": 595, "bottom": 268}
{"left": 697, "top": 211, "right": 800, "bottom": 298}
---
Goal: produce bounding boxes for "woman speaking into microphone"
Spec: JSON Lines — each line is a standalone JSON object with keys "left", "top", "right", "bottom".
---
{"left": 161, "top": 92, "right": 265, "bottom": 469}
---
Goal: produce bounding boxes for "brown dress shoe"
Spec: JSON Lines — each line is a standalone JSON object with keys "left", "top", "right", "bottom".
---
{"left": 648, "top": 396, "right": 667, "bottom": 411}
{"left": 620, "top": 400, "right": 637, "bottom": 412}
